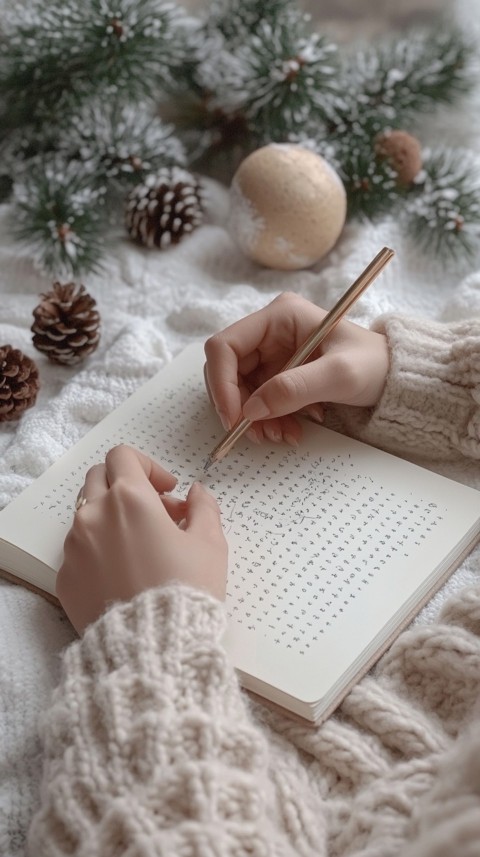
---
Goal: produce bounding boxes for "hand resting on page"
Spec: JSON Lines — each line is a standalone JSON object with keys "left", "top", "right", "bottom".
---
{"left": 56, "top": 445, "right": 228, "bottom": 634}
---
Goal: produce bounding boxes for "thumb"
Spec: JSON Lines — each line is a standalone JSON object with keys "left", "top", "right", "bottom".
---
{"left": 185, "top": 482, "right": 224, "bottom": 537}
{"left": 242, "top": 355, "right": 345, "bottom": 420}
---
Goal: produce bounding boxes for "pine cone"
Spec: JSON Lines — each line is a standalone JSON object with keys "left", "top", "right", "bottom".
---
{"left": 375, "top": 130, "right": 422, "bottom": 186}
{"left": 0, "top": 345, "right": 39, "bottom": 422}
{"left": 125, "top": 166, "right": 204, "bottom": 249}
{"left": 31, "top": 282, "right": 101, "bottom": 366}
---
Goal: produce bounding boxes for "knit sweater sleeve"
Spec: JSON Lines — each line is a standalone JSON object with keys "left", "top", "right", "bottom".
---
{"left": 27, "top": 584, "right": 295, "bottom": 857}
{"left": 332, "top": 314, "right": 480, "bottom": 461}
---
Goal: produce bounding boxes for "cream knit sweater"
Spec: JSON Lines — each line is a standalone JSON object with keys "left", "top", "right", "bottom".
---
{"left": 27, "top": 315, "right": 480, "bottom": 857}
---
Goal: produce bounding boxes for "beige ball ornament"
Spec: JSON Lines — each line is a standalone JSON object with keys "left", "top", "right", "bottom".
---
{"left": 228, "top": 144, "right": 347, "bottom": 270}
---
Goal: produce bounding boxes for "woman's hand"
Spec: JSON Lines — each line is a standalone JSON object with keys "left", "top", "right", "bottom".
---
{"left": 57, "top": 444, "right": 228, "bottom": 634}
{"left": 204, "top": 292, "right": 390, "bottom": 446}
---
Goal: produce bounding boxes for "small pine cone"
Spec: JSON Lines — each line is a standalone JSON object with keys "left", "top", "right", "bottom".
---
{"left": 31, "top": 282, "right": 101, "bottom": 366}
{"left": 0, "top": 345, "right": 39, "bottom": 422}
{"left": 125, "top": 166, "right": 204, "bottom": 249}
{"left": 375, "top": 130, "right": 422, "bottom": 186}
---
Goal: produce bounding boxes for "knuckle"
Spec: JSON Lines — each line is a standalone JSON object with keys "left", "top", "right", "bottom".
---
{"left": 274, "top": 290, "right": 297, "bottom": 305}
{"left": 105, "top": 446, "right": 119, "bottom": 468}
{"left": 273, "top": 291, "right": 309, "bottom": 313}
{"left": 109, "top": 477, "right": 137, "bottom": 505}
{"left": 331, "top": 352, "right": 362, "bottom": 391}
{"left": 273, "top": 369, "right": 308, "bottom": 404}
{"left": 69, "top": 513, "right": 90, "bottom": 539}
{"left": 105, "top": 443, "right": 129, "bottom": 465}
{"left": 85, "top": 463, "right": 102, "bottom": 480}
{"left": 204, "top": 333, "right": 225, "bottom": 362}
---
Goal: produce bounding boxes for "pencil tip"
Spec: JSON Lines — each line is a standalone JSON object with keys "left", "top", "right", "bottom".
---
{"left": 203, "top": 456, "right": 212, "bottom": 473}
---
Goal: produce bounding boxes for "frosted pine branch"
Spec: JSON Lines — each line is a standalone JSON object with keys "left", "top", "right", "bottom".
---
{"left": 14, "top": 159, "right": 107, "bottom": 276}
{"left": 0, "top": 0, "right": 189, "bottom": 132}
{"left": 330, "top": 26, "right": 474, "bottom": 137}
{"left": 198, "top": 13, "right": 341, "bottom": 140}
{"left": 58, "top": 102, "right": 186, "bottom": 188}
{"left": 405, "top": 149, "right": 480, "bottom": 261}
{"left": 207, "top": 0, "right": 292, "bottom": 45}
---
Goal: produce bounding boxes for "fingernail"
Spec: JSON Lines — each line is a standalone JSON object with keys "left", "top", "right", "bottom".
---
{"left": 284, "top": 433, "right": 299, "bottom": 449}
{"left": 218, "top": 411, "right": 231, "bottom": 431}
{"left": 246, "top": 428, "right": 261, "bottom": 444}
{"left": 264, "top": 423, "right": 282, "bottom": 443}
{"left": 305, "top": 404, "right": 324, "bottom": 424}
{"left": 243, "top": 397, "right": 270, "bottom": 421}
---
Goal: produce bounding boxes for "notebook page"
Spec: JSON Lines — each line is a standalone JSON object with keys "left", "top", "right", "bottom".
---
{"left": 1, "top": 342, "right": 480, "bottom": 706}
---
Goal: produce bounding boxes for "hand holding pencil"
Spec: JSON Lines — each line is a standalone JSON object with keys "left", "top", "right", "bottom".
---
{"left": 204, "top": 247, "right": 394, "bottom": 469}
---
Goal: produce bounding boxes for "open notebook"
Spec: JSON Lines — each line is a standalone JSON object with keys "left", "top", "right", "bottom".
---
{"left": 1, "top": 341, "right": 480, "bottom": 723}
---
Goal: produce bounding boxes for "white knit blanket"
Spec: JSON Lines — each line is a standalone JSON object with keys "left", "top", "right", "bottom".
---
{"left": 2, "top": 2, "right": 480, "bottom": 852}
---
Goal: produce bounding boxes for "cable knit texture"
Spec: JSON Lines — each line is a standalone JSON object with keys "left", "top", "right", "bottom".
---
{"left": 29, "top": 587, "right": 296, "bottom": 856}
{"left": 27, "top": 579, "right": 480, "bottom": 857}
{"left": 335, "top": 315, "right": 480, "bottom": 461}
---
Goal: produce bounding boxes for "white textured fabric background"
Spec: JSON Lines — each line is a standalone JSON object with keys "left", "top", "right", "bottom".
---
{"left": 1, "top": 1, "right": 480, "bottom": 853}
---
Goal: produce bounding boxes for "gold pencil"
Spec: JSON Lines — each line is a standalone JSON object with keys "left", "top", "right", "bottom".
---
{"left": 204, "top": 245, "right": 395, "bottom": 471}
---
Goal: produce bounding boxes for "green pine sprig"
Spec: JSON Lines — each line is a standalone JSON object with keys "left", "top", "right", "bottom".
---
{"left": 336, "top": 141, "right": 402, "bottom": 221}
{"left": 405, "top": 149, "right": 480, "bottom": 261}
{"left": 14, "top": 158, "right": 107, "bottom": 276}
{"left": 206, "top": 0, "right": 293, "bottom": 46}
{"left": 330, "top": 25, "right": 474, "bottom": 139}
{"left": 194, "top": 11, "right": 341, "bottom": 143}
{"left": 0, "top": 0, "right": 188, "bottom": 134}
{"left": 58, "top": 101, "right": 186, "bottom": 190}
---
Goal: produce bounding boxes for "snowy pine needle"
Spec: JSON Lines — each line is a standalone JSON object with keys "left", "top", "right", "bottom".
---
{"left": 0, "top": 0, "right": 188, "bottom": 132}
{"left": 14, "top": 159, "right": 107, "bottom": 276}
{"left": 332, "top": 26, "right": 475, "bottom": 138}
{"left": 58, "top": 102, "right": 186, "bottom": 187}
{"left": 197, "top": 12, "right": 341, "bottom": 140}
{"left": 406, "top": 150, "right": 480, "bottom": 261}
